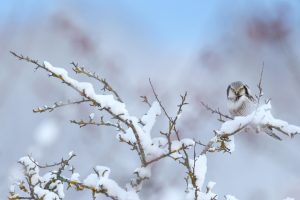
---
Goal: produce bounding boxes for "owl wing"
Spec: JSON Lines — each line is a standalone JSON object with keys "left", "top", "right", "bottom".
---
{"left": 244, "top": 84, "right": 256, "bottom": 102}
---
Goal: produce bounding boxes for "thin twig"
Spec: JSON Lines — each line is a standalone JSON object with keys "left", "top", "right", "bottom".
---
{"left": 70, "top": 118, "right": 125, "bottom": 133}
{"left": 140, "top": 96, "right": 151, "bottom": 107}
{"left": 33, "top": 98, "right": 90, "bottom": 113}
{"left": 256, "top": 64, "right": 264, "bottom": 104}
{"left": 149, "top": 78, "right": 172, "bottom": 121}
{"left": 71, "top": 62, "right": 123, "bottom": 103}
{"left": 200, "top": 101, "right": 233, "bottom": 122}
{"left": 26, "top": 154, "right": 76, "bottom": 169}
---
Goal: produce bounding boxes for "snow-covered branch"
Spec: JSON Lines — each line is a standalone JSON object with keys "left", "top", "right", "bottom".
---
{"left": 10, "top": 52, "right": 299, "bottom": 200}
{"left": 9, "top": 153, "right": 139, "bottom": 200}
{"left": 200, "top": 101, "right": 300, "bottom": 156}
{"left": 71, "top": 62, "right": 124, "bottom": 103}
{"left": 10, "top": 52, "right": 196, "bottom": 199}
{"left": 200, "top": 67, "right": 299, "bottom": 154}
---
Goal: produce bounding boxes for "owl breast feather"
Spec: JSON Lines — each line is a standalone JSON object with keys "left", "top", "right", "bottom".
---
{"left": 228, "top": 96, "right": 255, "bottom": 117}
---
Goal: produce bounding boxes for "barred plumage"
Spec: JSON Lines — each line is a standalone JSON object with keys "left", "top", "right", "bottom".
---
{"left": 226, "top": 81, "right": 282, "bottom": 140}
{"left": 227, "top": 81, "right": 255, "bottom": 117}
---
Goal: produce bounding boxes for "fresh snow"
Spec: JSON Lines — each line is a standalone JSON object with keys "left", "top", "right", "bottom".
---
{"left": 34, "top": 186, "right": 60, "bottom": 200}
{"left": 89, "top": 113, "right": 95, "bottom": 120}
{"left": 225, "top": 195, "right": 239, "bottom": 200}
{"left": 44, "top": 61, "right": 128, "bottom": 116}
{"left": 15, "top": 61, "right": 297, "bottom": 200}
{"left": 181, "top": 138, "right": 195, "bottom": 147}
{"left": 70, "top": 173, "right": 80, "bottom": 182}
{"left": 194, "top": 155, "right": 207, "bottom": 190}
{"left": 83, "top": 173, "right": 99, "bottom": 188}
{"left": 134, "top": 167, "right": 151, "bottom": 179}
{"left": 206, "top": 181, "right": 216, "bottom": 191}
{"left": 215, "top": 102, "right": 300, "bottom": 153}
{"left": 220, "top": 102, "right": 300, "bottom": 137}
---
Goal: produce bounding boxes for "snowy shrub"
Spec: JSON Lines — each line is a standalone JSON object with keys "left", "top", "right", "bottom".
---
{"left": 8, "top": 52, "right": 299, "bottom": 200}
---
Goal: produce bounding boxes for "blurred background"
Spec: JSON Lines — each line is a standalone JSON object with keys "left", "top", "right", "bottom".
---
{"left": 1, "top": 0, "right": 300, "bottom": 199}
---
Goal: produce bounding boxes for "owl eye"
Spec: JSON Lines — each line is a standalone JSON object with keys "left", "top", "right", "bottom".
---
{"left": 237, "top": 87, "right": 246, "bottom": 95}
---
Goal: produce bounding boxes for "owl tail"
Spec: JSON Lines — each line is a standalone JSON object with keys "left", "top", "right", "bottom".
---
{"left": 264, "top": 127, "right": 282, "bottom": 141}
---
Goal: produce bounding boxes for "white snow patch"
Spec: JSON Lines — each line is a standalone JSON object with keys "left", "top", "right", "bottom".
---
{"left": 206, "top": 181, "right": 216, "bottom": 191}
{"left": 34, "top": 186, "right": 60, "bottom": 200}
{"left": 135, "top": 167, "right": 151, "bottom": 178}
{"left": 194, "top": 155, "right": 207, "bottom": 189}
{"left": 70, "top": 173, "right": 80, "bottom": 182}
{"left": 83, "top": 173, "right": 99, "bottom": 187}
{"left": 181, "top": 138, "right": 195, "bottom": 147}
{"left": 220, "top": 102, "right": 300, "bottom": 137}
{"left": 171, "top": 140, "right": 182, "bottom": 151}
{"left": 225, "top": 194, "right": 239, "bottom": 200}
{"left": 68, "top": 151, "right": 74, "bottom": 157}
{"left": 89, "top": 113, "right": 95, "bottom": 120}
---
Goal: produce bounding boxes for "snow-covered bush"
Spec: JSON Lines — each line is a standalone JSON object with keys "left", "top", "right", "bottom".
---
{"left": 8, "top": 52, "right": 299, "bottom": 200}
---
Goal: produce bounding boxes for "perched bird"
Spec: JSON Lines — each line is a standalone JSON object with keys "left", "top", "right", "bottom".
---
{"left": 226, "top": 81, "right": 282, "bottom": 140}
{"left": 227, "top": 81, "right": 255, "bottom": 117}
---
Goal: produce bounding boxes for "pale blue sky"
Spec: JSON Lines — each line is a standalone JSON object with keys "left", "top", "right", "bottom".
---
{"left": 0, "top": 0, "right": 299, "bottom": 49}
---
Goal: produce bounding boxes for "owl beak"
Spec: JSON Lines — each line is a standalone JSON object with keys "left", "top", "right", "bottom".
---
{"left": 233, "top": 90, "right": 242, "bottom": 100}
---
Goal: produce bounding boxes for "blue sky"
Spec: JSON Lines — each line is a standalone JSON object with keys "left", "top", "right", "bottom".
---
{"left": 0, "top": 1, "right": 224, "bottom": 48}
{"left": 0, "top": 0, "right": 299, "bottom": 49}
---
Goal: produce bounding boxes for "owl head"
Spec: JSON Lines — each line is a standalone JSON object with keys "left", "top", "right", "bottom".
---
{"left": 227, "top": 81, "right": 254, "bottom": 101}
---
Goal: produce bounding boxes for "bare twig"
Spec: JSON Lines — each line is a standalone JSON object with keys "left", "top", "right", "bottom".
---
{"left": 200, "top": 101, "right": 233, "bottom": 122}
{"left": 26, "top": 153, "right": 76, "bottom": 169}
{"left": 70, "top": 118, "right": 125, "bottom": 133}
{"left": 256, "top": 64, "right": 264, "bottom": 104}
{"left": 146, "top": 145, "right": 188, "bottom": 165}
{"left": 149, "top": 79, "right": 172, "bottom": 121}
{"left": 33, "top": 98, "right": 90, "bottom": 113}
{"left": 140, "top": 96, "right": 151, "bottom": 107}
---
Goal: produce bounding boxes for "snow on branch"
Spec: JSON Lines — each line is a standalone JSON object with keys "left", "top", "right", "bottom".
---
{"left": 10, "top": 52, "right": 196, "bottom": 199}
{"left": 201, "top": 98, "right": 300, "bottom": 155}
{"left": 71, "top": 62, "right": 123, "bottom": 103}
{"left": 10, "top": 52, "right": 298, "bottom": 200}
{"left": 219, "top": 102, "right": 300, "bottom": 137}
{"left": 200, "top": 66, "right": 300, "bottom": 154}
{"left": 9, "top": 153, "right": 139, "bottom": 200}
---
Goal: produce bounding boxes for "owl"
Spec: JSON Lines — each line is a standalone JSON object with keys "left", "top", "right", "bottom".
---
{"left": 227, "top": 81, "right": 282, "bottom": 140}
{"left": 227, "top": 81, "right": 255, "bottom": 117}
